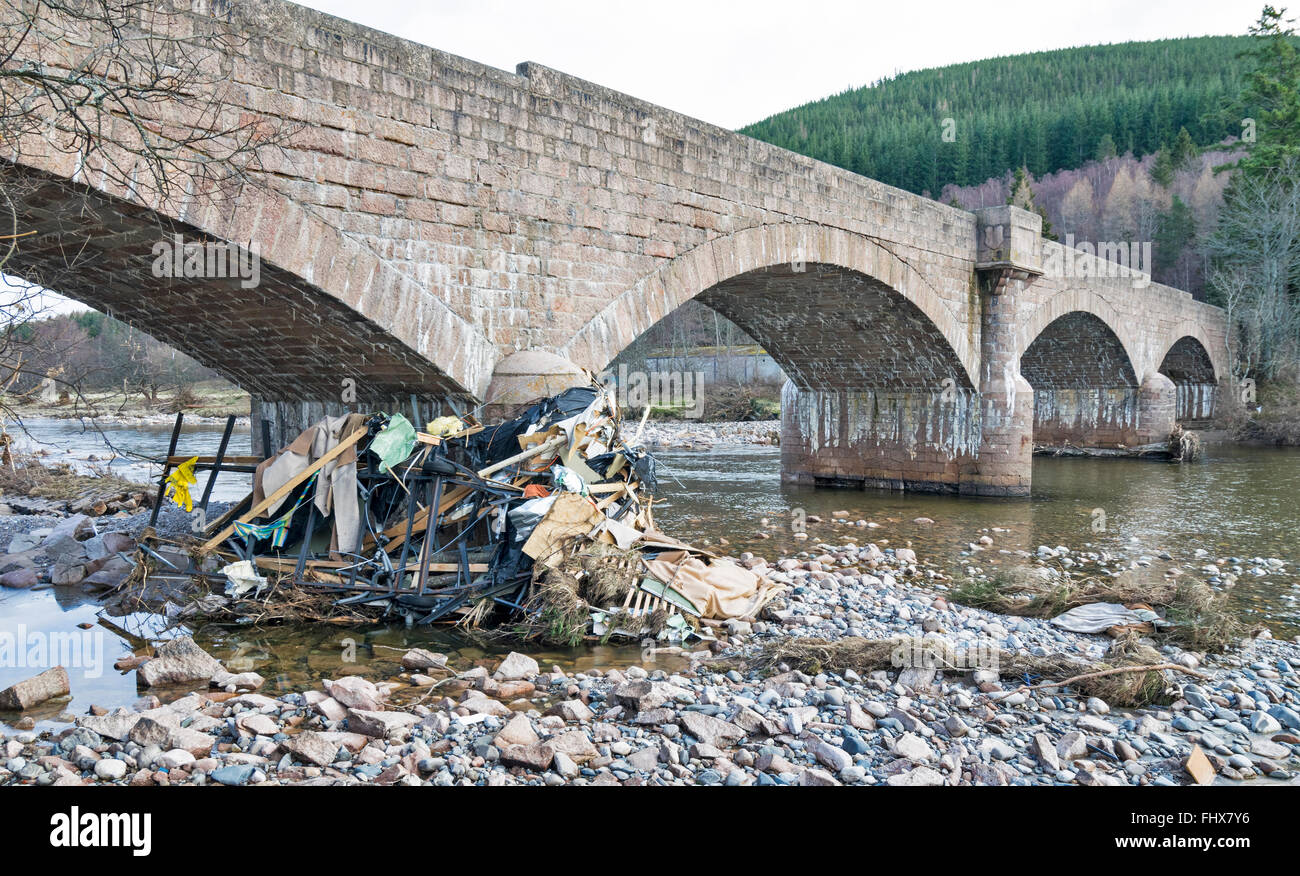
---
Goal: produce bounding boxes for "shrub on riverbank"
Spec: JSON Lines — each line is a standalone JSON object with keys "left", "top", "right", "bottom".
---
{"left": 647, "top": 381, "right": 781, "bottom": 422}
{"left": 1217, "top": 378, "right": 1300, "bottom": 445}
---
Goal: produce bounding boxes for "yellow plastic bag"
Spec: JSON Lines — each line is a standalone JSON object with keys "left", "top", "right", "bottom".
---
{"left": 165, "top": 456, "right": 198, "bottom": 512}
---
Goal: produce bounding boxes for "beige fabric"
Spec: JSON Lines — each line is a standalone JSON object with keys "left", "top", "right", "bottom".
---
{"left": 642, "top": 551, "right": 766, "bottom": 620}
{"left": 521, "top": 492, "right": 603, "bottom": 567}
{"left": 251, "top": 413, "right": 367, "bottom": 552}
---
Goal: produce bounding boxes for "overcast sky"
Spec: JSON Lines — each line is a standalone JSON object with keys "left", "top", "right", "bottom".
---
{"left": 299, "top": 0, "right": 1263, "bottom": 130}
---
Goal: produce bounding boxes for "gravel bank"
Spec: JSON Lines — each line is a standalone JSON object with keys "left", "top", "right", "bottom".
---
{"left": 639, "top": 420, "right": 780, "bottom": 449}
{"left": 4, "top": 536, "right": 1297, "bottom": 787}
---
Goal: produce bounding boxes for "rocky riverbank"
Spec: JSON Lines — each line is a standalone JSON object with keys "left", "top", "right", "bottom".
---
{"left": 1, "top": 382, "right": 250, "bottom": 424}
{"left": 3, "top": 533, "right": 1297, "bottom": 787}
{"left": 639, "top": 420, "right": 780, "bottom": 449}
{"left": 0, "top": 501, "right": 231, "bottom": 592}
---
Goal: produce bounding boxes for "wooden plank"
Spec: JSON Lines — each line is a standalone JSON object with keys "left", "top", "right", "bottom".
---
{"left": 149, "top": 412, "right": 185, "bottom": 528}
{"left": 478, "top": 433, "right": 565, "bottom": 478}
{"left": 198, "top": 415, "right": 236, "bottom": 512}
{"left": 201, "top": 427, "right": 368, "bottom": 551}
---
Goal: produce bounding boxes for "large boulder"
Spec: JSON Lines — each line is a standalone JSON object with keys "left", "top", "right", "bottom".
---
{"left": 0, "top": 666, "right": 70, "bottom": 710}
{"left": 0, "top": 566, "right": 39, "bottom": 589}
{"left": 679, "top": 712, "right": 746, "bottom": 749}
{"left": 137, "top": 636, "right": 223, "bottom": 687}
{"left": 280, "top": 731, "right": 341, "bottom": 766}
{"left": 401, "top": 649, "right": 448, "bottom": 671}
{"left": 546, "top": 730, "right": 599, "bottom": 764}
{"left": 493, "top": 651, "right": 540, "bottom": 681}
{"left": 495, "top": 714, "right": 540, "bottom": 748}
{"left": 40, "top": 514, "right": 94, "bottom": 562}
{"left": 321, "top": 676, "right": 386, "bottom": 711}
{"left": 347, "top": 709, "right": 418, "bottom": 738}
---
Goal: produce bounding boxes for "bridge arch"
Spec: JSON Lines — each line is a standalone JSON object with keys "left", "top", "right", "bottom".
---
{"left": 1020, "top": 309, "right": 1144, "bottom": 449}
{"left": 1158, "top": 327, "right": 1221, "bottom": 424}
{"left": 1017, "top": 288, "right": 1145, "bottom": 380}
{"left": 1157, "top": 321, "right": 1224, "bottom": 383}
{"left": 3, "top": 158, "right": 497, "bottom": 405}
{"left": 561, "top": 223, "right": 978, "bottom": 390}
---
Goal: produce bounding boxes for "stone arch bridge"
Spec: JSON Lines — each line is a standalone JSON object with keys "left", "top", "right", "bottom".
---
{"left": 4, "top": 0, "right": 1228, "bottom": 495}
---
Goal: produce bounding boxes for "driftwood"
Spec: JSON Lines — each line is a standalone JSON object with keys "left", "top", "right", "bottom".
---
{"left": 1013, "top": 661, "right": 1209, "bottom": 693}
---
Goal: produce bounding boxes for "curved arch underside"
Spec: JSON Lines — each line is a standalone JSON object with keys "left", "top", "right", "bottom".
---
{"left": 1020, "top": 311, "right": 1138, "bottom": 390}
{"left": 1020, "top": 311, "right": 1141, "bottom": 448}
{"left": 3, "top": 162, "right": 471, "bottom": 403}
{"left": 694, "top": 263, "right": 973, "bottom": 392}
{"left": 1159, "top": 335, "right": 1218, "bottom": 423}
{"left": 1159, "top": 336, "right": 1216, "bottom": 383}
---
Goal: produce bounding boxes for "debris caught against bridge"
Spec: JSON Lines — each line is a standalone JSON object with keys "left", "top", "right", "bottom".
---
{"left": 169, "top": 381, "right": 781, "bottom": 643}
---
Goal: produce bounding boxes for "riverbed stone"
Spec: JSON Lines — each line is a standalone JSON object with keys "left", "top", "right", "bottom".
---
{"left": 887, "top": 766, "right": 944, "bottom": 786}
{"left": 494, "top": 652, "right": 540, "bottom": 681}
{"left": 679, "top": 712, "right": 745, "bottom": 748}
{"left": 0, "top": 567, "right": 38, "bottom": 589}
{"left": 280, "top": 731, "right": 341, "bottom": 766}
{"left": 400, "top": 648, "right": 448, "bottom": 671}
{"left": 547, "top": 730, "right": 599, "bottom": 764}
{"left": 137, "top": 636, "right": 223, "bottom": 687}
{"left": 546, "top": 699, "right": 594, "bottom": 723}
{"left": 347, "top": 709, "right": 418, "bottom": 738}
{"left": 0, "top": 666, "right": 70, "bottom": 710}
{"left": 495, "top": 714, "right": 540, "bottom": 748}
{"left": 890, "top": 732, "right": 935, "bottom": 762}
{"left": 322, "top": 676, "right": 386, "bottom": 711}
{"left": 1251, "top": 739, "right": 1291, "bottom": 760}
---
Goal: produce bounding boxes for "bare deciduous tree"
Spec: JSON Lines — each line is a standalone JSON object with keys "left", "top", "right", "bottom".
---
{"left": 1205, "top": 157, "right": 1300, "bottom": 381}
{"left": 0, "top": 0, "right": 287, "bottom": 428}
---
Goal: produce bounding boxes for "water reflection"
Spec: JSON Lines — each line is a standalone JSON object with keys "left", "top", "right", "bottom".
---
{"left": 651, "top": 442, "right": 1300, "bottom": 635}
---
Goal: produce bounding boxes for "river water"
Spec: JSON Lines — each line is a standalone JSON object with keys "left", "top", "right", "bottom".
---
{"left": 2, "top": 418, "right": 1298, "bottom": 728}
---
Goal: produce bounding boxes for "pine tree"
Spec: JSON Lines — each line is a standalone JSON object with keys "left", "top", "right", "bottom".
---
{"left": 1235, "top": 6, "right": 1300, "bottom": 177}
{"left": 1154, "top": 195, "right": 1197, "bottom": 279}
{"left": 1095, "top": 133, "right": 1118, "bottom": 161}
{"left": 1171, "top": 127, "right": 1198, "bottom": 170}
{"left": 1150, "top": 148, "right": 1176, "bottom": 187}
{"left": 1007, "top": 167, "right": 1058, "bottom": 240}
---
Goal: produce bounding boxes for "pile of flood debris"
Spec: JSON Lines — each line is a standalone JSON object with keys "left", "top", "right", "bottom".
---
{"left": 155, "top": 381, "right": 782, "bottom": 647}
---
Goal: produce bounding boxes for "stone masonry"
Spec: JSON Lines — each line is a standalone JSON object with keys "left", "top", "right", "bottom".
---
{"left": 3, "top": 0, "right": 1229, "bottom": 494}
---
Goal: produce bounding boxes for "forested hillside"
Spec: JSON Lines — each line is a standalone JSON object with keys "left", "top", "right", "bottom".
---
{"left": 740, "top": 36, "right": 1258, "bottom": 197}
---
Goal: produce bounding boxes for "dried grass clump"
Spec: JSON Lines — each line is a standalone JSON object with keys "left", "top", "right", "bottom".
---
{"left": 1162, "top": 579, "right": 1245, "bottom": 652}
{"left": 948, "top": 569, "right": 1241, "bottom": 652}
{"left": 950, "top": 570, "right": 1175, "bottom": 619}
{"left": 750, "top": 633, "right": 1186, "bottom": 707}
{"left": 1065, "top": 635, "right": 1171, "bottom": 705}
{"left": 511, "top": 540, "right": 650, "bottom": 646}
{"left": 0, "top": 452, "right": 147, "bottom": 503}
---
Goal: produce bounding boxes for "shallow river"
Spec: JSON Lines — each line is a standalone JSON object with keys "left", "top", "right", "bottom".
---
{"left": 2, "top": 419, "right": 1298, "bottom": 729}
